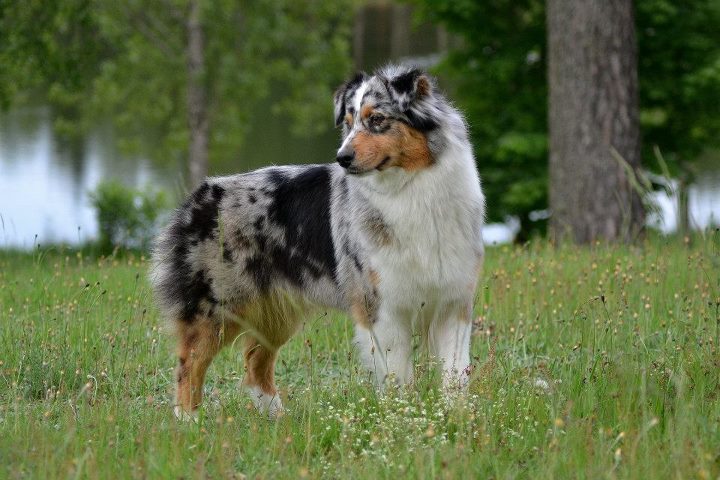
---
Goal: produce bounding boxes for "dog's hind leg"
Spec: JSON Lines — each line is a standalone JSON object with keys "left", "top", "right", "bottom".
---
{"left": 238, "top": 293, "right": 306, "bottom": 418}
{"left": 174, "top": 318, "right": 242, "bottom": 420}
{"left": 242, "top": 336, "right": 284, "bottom": 419}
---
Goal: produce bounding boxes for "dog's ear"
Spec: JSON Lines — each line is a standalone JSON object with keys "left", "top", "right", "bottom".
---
{"left": 387, "top": 68, "right": 432, "bottom": 112}
{"left": 333, "top": 72, "right": 366, "bottom": 127}
{"left": 333, "top": 83, "right": 347, "bottom": 128}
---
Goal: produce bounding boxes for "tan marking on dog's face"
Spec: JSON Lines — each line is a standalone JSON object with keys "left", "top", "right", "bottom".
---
{"left": 351, "top": 122, "right": 432, "bottom": 173}
{"left": 344, "top": 113, "right": 353, "bottom": 126}
{"left": 395, "top": 123, "right": 433, "bottom": 170}
{"left": 361, "top": 104, "right": 374, "bottom": 120}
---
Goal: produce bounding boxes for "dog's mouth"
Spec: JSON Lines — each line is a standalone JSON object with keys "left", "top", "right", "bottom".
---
{"left": 345, "top": 166, "right": 369, "bottom": 175}
{"left": 345, "top": 157, "right": 392, "bottom": 175}
{"left": 375, "top": 156, "right": 392, "bottom": 171}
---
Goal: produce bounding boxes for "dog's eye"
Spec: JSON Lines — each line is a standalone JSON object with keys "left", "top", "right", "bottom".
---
{"left": 369, "top": 114, "right": 385, "bottom": 127}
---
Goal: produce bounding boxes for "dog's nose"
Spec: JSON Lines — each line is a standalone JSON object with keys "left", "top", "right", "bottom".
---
{"left": 336, "top": 154, "right": 354, "bottom": 168}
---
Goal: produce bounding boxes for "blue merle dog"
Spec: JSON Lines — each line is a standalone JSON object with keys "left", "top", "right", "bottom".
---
{"left": 151, "top": 65, "right": 485, "bottom": 419}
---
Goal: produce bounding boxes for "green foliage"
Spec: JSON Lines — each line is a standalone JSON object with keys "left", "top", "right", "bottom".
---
{"left": 412, "top": 0, "right": 720, "bottom": 235}
{"left": 89, "top": 181, "right": 169, "bottom": 252}
{"left": 0, "top": 236, "right": 718, "bottom": 477}
{"left": 636, "top": 0, "right": 720, "bottom": 171}
{"left": 0, "top": 1, "right": 99, "bottom": 98}
{"left": 0, "top": 0, "right": 353, "bottom": 170}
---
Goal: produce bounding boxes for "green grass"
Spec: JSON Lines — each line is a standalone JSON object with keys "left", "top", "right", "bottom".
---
{"left": 1, "top": 234, "right": 719, "bottom": 479}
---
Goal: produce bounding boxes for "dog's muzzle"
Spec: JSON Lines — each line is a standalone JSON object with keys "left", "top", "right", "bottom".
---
{"left": 336, "top": 153, "right": 354, "bottom": 169}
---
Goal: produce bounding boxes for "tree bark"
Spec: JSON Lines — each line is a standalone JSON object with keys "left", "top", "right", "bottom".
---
{"left": 186, "top": 0, "right": 209, "bottom": 188}
{"left": 547, "top": 0, "right": 644, "bottom": 244}
{"left": 677, "top": 174, "right": 690, "bottom": 236}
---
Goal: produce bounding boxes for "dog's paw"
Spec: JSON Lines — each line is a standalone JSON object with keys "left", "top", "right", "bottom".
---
{"left": 442, "top": 370, "right": 471, "bottom": 392}
{"left": 247, "top": 386, "right": 285, "bottom": 420}
{"left": 173, "top": 405, "right": 199, "bottom": 423}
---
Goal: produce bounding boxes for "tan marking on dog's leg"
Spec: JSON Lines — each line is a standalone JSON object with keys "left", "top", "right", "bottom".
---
{"left": 369, "top": 269, "right": 380, "bottom": 289}
{"left": 233, "top": 292, "right": 308, "bottom": 418}
{"left": 243, "top": 336, "right": 283, "bottom": 418}
{"left": 361, "top": 104, "right": 374, "bottom": 119}
{"left": 351, "top": 271, "right": 381, "bottom": 329}
{"left": 350, "top": 296, "right": 372, "bottom": 329}
{"left": 174, "top": 318, "right": 241, "bottom": 420}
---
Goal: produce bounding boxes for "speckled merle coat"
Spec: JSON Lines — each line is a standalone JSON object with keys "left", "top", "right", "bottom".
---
{"left": 151, "top": 65, "right": 485, "bottom": 419}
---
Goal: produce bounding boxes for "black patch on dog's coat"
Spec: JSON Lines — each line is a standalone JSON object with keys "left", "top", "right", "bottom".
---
{"left": 254, "top": 233, "right": 268, "bottom": 253}
{"left": 266, "top": 166, "right": 337, "bottom": 283}
{"left": 244, "top": 255, "right": 271, "bottom": 292}
{"left": 267, "top": 169, "right": 287, "bottom": 186}
{"left": 222, "top": 242, "right": 233, "bottom": 262}
{"left": 154, "top": 181, "right": 226, "bottom": 322}
{"left": 390, "top": 69, "right": 421, "bottom": 95}
{"left": 186, "top": 183, "right": 225, "bottom": 241}
{"left": 183, "top": 269, "right": 215, "bottom": 321}
{"left": 404, "top": 109, "right": 439, "bottom": 132}
{"left": 221, "top": 167, "right": 337, "bottom": 293}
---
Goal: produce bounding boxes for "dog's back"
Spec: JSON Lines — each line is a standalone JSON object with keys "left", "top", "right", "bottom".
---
{"left": 151, "top": 165, "right": 345, "bottom": 326}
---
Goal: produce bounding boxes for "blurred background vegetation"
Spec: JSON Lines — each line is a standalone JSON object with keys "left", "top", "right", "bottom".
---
{"left": 0, "top": 0, "right": 719, "bottom": 250}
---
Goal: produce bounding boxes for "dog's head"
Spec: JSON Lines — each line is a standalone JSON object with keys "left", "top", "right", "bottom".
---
{"left": 333, "top": 66, "right": 441, "bottom": 175}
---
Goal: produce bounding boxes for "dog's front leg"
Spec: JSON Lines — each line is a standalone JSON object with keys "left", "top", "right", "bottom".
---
{"left": 354, "top": 312, "right": 414, "bottom": 387}
{"left": 429, "top": 314, "right": 472, "bottom": 391}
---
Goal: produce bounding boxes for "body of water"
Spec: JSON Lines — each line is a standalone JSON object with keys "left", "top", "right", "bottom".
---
{"left": 648, "top": 171, "right": 720, "bottom": 234}
{"left": 0, "top": 107, "right": 178, "bottom": 248}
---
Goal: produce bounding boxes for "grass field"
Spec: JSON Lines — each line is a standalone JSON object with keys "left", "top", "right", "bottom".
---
{"left": 1, "top": 234, "right": 719, "bottom": 479}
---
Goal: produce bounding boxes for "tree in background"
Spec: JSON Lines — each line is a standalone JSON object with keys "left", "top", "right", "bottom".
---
{"left": 547, "top": 0, "right": 644, "bottom": 243}
{"left": 0, "top": 0, "right": 353, "bottom": 188}
{"left": 413, "top": 0, "right": 720, "bottom": 241}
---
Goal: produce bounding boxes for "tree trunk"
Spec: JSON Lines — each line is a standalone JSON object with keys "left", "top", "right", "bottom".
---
{"left": 677, "top": 175, "right": 690, "bottom": 236}
{"left": 547, "top": 0, "right": 644, "bottom": 244}
{"left": 186, "top": 0, "right": 209, "bottom": 188}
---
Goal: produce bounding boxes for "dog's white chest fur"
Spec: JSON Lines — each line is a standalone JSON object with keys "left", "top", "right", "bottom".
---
{"left": 356, "top": 145, "right": 484, "bottom": 315}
